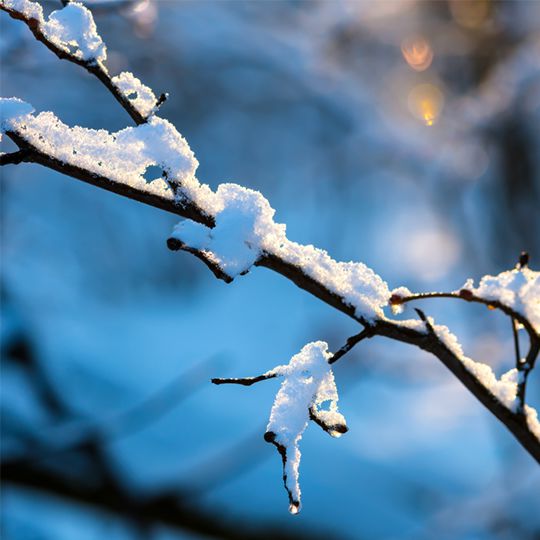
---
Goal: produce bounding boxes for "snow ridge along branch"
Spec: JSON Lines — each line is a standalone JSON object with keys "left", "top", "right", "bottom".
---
{"left": 1, "top": 0, "right": 539, "bottom": 514}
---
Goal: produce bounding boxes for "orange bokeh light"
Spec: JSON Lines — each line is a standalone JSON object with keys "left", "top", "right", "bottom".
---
{"left": 401, "top": 36, "right": 433, "bottom": 72}
{"left": 450, "top": 0, "right": 491, "bottom": 29}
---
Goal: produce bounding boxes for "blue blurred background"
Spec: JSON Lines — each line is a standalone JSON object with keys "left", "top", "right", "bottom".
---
{"left": 1, "top": 1, "right": 540, "bottom": 539}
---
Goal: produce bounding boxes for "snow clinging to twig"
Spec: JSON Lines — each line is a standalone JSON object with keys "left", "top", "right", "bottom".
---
{"left": 262, "top": 341, "right": 347, "bottom": 513}
{"left": 2, "top": 92, "right": 391, "bottom": 322}
{"left": 112, "top": 72, "right": 158, "bottom": 119}
{"left": 1, "top": 0, "right": 42, "bottom": 20}
{"left": 460, "top": 267, "right": 540, "bottom": 333}
{"left": 171, "top": 183, "right": 284, "bottom": 277}
{"left": 2, "top": 0, "right": 107, "bottom": 64}
{"left": 171, "top": 188, "right": 391, "bottom": 320}
{"left": 0, "top": 99, "right": 204, "bottom": 203}
{"left": 432, "top": 321, "right": 540, "bottom": 440}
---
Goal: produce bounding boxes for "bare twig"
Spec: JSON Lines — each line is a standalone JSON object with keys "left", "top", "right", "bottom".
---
{"left": 328, "top": 327, "right": 374, "bottom": 364}
{"left": 212, "top": 373, "right": 277, "bottom": 386}
{"left": 0, "top": 149, "right": 30, "bottom": 165}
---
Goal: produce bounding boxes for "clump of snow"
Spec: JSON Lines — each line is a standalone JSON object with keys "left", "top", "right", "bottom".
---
{"left": 3, "top": 0, "right": 106, "bottom": 64}
{"left": 526, "top": 406, "right": 540, "bottom": 440}
{"left": 460, "top": 268, "right": 540, "bottom": 333}
{"left": 112, "top": 72, "right": 157, "bottom": 119}
{"left": 390, "top": 286, "right": 412, "bottom": 298}
{"left": 275, "top": 241, "right": 391, "bottom": 322}
{"left": 1, "top": 98, "right": 204, "bottom": 203}
{"left": 389, "top": 286, "right": 412, "bottom": 314}
{"left": 0, "top": 97, "right": 34, "bottom": 135}
{"left": 171, "top": 184, "right": 284, "bottom": 278}
{"left": 262, "top": 341, "right": 347, "bottom": 512}
{"left": 2, "top": 0, "right": 42, "bottom": 20}
{"left": 42, "top": 2, "right": 106, "bottom": 64}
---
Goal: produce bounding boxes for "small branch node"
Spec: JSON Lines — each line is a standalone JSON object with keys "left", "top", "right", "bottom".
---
{"left": 518, "top": 251, "right": 529, "bottom": 269}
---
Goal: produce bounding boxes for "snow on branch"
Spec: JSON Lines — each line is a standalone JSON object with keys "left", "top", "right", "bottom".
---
{"left": 390, "top": 257, "right": 540, "bottom": 417}
{"left": 417, "top": 311, "right": 540, "bottom": 440}
{"left": 111, "top": 71, "right": 164, "bottom": 120}
{"left": 0, "top": 98, "right": 202, "bottom": 204}
{"left": 390, "top": 262, "right": 540, "bottom": 335}
{"left": 3, "top": 0, "right": 106, "bottom": 63}
{"left": 1, "top": 97, "right": 391, "bottom": 318}
{"left": 460, "top": 266, "right": 540, "bottom": 334}
{"left": 213, "top": 341, "right": 347, "bottom": 513}
{"left": 0, "top": 0, "right": 166, "bottom": 125}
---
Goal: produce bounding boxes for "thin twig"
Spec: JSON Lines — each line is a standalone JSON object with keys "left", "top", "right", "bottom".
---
{"left": 392, "top": 290, "right": 536, "bottom": 342}
{"left": 211, "top": 373, "right": 277, "bottom": 386}
{"left": 309, "top": 406, "right": 348, "bottom": 436}
{"left": 328, "top": 327, "right": 374, "bottom": 364}
{"left": 212, "top": 327, "right": 374, "bottom": 387}
{"left": 512, "top": 317, "right": 521, "bottom": 366}
{"left": 0, "top": 150, "right": 29, "bottom": 165}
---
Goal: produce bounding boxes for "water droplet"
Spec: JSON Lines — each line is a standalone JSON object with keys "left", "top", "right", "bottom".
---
{"left": 288, "top": 502, "right": 300, "bottom": 515}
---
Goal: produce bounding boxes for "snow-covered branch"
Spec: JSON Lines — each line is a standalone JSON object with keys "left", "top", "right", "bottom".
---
{"left": 214, "top": 342, "right": 348, "bottom": 513}
{"left": 0, "top": 0, "right": 165, "bottom": 125}
{"left": 390, "top": 256, "right": 540, "bottom": 415}
{"left": 1, "top": 0, "right": 539, "bottom": 515}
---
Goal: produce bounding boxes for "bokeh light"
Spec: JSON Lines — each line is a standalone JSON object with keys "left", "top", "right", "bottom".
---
{"left": 450, "top": 0, "right": 492, "bottom": 29}
{"left": 407, "top": 83, "right": 444, "bottom": 126}
{"left": 401, "top": 35, "right": 433, "bottom": 72}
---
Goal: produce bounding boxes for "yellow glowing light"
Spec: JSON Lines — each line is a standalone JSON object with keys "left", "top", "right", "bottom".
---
{"left": 408, "top": 84, "right": 444, "bottom": 127}
{"left": 450, "top": 0, "right": 491, "bottom": 29}
{"left": 401, "top": 36, "right": 433, "bottom": 72}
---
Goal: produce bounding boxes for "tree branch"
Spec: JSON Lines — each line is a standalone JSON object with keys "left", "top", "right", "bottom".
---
{"left": 0, "top": 2, "right": 159, "bottom": 125}
{"left": 3, "top": 131, "right": 211, "bottom": 225}
{"left": 1, "top": 460, "right": 330, "bottom": 540}
{"left": 2, "top": 0, "right": 538, "bottom": 468}
{"left": 371, "top": 317, "right": 540, "bottom": 463}
{"left": 390, "top": 276, "right": 540, "bottom": 419}
{"left": 390, "top": 289, "right": 538, "bottom": 348}
{"left": 328, "top": 327, "right": 374, "bottom": 365}
{"left": 0, "top": 149, "right": 30, "bottom": 165}
{"left": 4, "top": 127, "right": 539, "bottom": 463}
